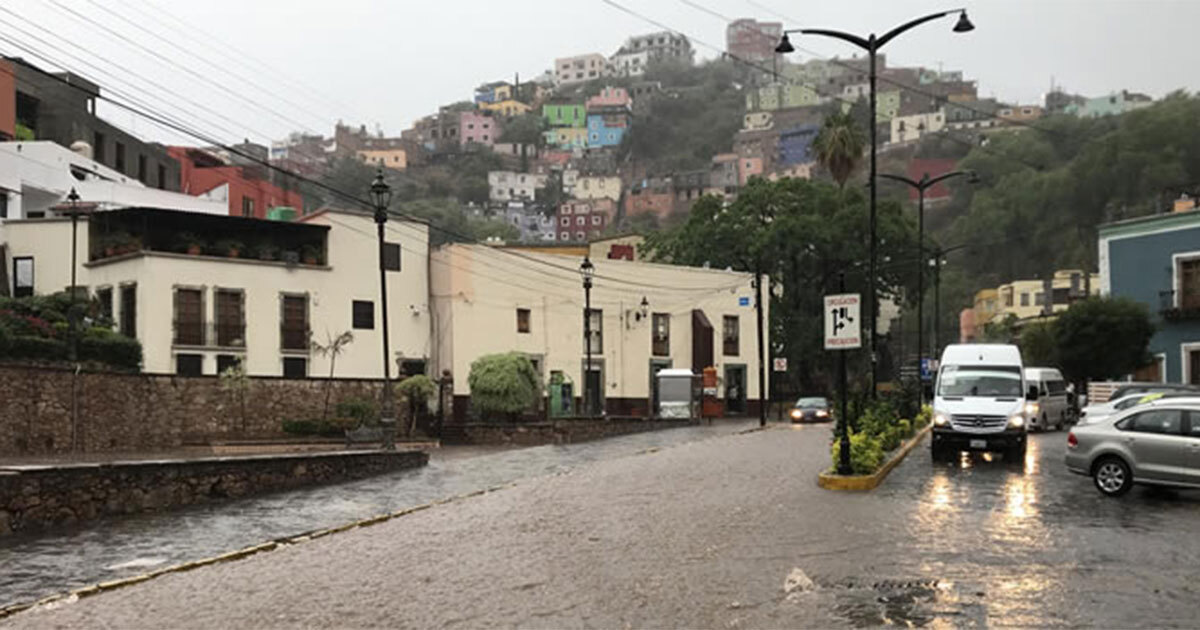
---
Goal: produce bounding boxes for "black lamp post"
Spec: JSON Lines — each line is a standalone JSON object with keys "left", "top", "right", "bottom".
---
{"left": 878, "top": 170, "right": 977, "bottom": 402}
{"left": 777, "top": 8, "right": 974, "bottom": 397}
{"left": 369, "top": 169, "right": 396, "bottom": 450}
{"left": 580, "top": 257, "right": 595, "bottom": 417}
{"left": 64, "top": 188, "right": 83, "bottom": 362}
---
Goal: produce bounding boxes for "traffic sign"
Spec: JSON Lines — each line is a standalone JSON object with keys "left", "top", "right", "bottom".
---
{"left": 823, "top": 293, "right": 861, "bottom": 350}
{"left": 773, "top": 357, "right": 788, "bottom": 372}
{"left": 738, "top": 296, "right": 750, "bottom": 307}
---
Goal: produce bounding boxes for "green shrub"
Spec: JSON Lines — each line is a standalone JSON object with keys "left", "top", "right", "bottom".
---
{"left": 396, "top": 374, "right": 436, "bottom": 404}
{"left": 896, "top": 418, "right": 913, "bottom": 439}
{"left": 78, "top": 330, "right": 142, "bottom": 369}
{"left": 878, "top": 426, "right": 902, "bottom": 451}
{"left": 335, "top": 397, "right": 378, "bottom": 427}
{"left": 281, "top": 417, "right": 355, "bottom": 437}
{"left": 914, "top": 405, "right": 932, "bottom": 428}
{"left": 468, "top": 352, "right": 541, "bottom": 420}
{"left": 5, "top": 336, "right": 69, "bottom": 361}
{"left": 830, "top": 432, "right": 885, "bottom": 475}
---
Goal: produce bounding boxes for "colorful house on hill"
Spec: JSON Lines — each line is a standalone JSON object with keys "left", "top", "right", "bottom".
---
{"left": 543, "top": 127, "right": 589, "bottom": 150}
{"left": 778, "top": 123, "right": 819, "bottom": 165}
{"left": 542, "top": 103, "right": 586, "bottom": 128}
{"left": 585, "top": 87, "right": 632, "bottom": 148}
{"left": 474, "top": 81, "right": 512, "bottom": 105}
{"left": 479, "top": 99, "right": 532, "bottom": 118}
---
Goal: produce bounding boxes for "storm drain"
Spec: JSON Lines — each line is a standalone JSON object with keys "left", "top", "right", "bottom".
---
{"left": 783, "top": 568, "right": 983, "bottom": 627}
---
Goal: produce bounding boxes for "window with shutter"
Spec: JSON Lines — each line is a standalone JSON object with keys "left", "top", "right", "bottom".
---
{"left": 723, "top": 315, "right": 739, "bottom": 356}
{"left": 281, "top": 294, "right": 309, "bottom": 350}
{"left": 173, "top": 288, "right": 204, "bottom": 346}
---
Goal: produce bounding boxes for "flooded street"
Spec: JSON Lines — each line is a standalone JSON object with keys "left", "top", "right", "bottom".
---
{"left": 0, "top": 421, "right": 756, "bottom": 608}
{"left": 7, "top": 423, "right": 1200, "bottom": 628}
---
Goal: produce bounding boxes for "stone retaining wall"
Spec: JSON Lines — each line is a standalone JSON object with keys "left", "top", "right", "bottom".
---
{"left": 0, "top": 450, "right": 428, "bottom": 536}
{"left": 0, "top": 364, "right": 386, "bottom": 455}
{"left": 444, "top": 418, "right": 695, "bottom": 446}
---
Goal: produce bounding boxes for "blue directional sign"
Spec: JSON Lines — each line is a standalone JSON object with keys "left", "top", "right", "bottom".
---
{"left": 738, "top": 297, "right": 750, "bottom": 306}
{"left": 920, "top": 358, "right": 935, "bottom": 381}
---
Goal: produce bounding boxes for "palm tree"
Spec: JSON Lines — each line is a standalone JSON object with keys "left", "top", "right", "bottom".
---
{"left": 812, "top": 111, "right": 867, "bottom": 188}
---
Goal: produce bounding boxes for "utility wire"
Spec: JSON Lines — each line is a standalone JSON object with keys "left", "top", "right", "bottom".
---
{"left": 604, "top": 0, "right": 1047, "bottom": 172}
{"left": 82, "top": 0, "right": 335, "bottom": 132}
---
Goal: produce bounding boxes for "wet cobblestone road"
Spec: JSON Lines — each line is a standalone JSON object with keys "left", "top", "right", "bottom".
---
{"left": 7, "top": 423, "right": 1200, "bottom": 628}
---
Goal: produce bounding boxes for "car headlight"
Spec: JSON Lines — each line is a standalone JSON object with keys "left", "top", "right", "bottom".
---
{"left": 1008, "top": 415, "right": 1025, "bottom": 429}
{"left": 1024, "top": 402, "right": 1039, "bottom": 416}
{"left": 816, "top": 409, "right": 829, "bottom": 418}
{"left": 790, "top": 409, "right": 802, "bottom": 419}
{"left": 933, "top": 413, "right": 950, "bottom": 427}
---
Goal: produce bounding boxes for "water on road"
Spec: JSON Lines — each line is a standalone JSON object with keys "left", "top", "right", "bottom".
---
{"left": 0, "top": 421, "right": 757, "bottom": 608}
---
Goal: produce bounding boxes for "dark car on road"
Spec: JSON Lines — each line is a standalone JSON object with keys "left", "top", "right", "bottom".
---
{"left": 790, "top": 397, "right": 831, "bottom": 423}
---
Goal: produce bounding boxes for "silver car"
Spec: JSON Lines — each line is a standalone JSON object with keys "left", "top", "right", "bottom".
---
{"left": 1065, "top": 398, "right": 1200, "bottom": 496}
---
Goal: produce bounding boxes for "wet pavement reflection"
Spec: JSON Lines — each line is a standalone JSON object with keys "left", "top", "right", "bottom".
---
{"left": 0, "top": 421, "right": 756, "bottom": 608}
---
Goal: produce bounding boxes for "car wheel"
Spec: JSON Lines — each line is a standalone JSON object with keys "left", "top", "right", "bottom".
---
{"left": 1093, "top": 457, "right": 1133, "bottom": 497}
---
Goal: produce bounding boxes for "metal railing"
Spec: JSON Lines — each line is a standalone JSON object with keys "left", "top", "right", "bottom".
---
{"left": 1159, "top": 289, "right": 1200, "bottom": 320}
{"left": 172, "top": 322, "right": 247, "bottom": 348}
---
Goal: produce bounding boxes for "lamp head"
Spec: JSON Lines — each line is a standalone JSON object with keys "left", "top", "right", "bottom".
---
{"left": 774, "top": 33, "right": 795, "bottom": 54}
{"left": 953, "top": 10, "right": 975, "bottom": 33}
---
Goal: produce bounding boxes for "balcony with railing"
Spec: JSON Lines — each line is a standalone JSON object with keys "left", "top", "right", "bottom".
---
{"left": 172, "top": 322, "right": 248, "bottom": 349}
{"left": 1159, "top": 289, "right": 1200, "bottom": 321}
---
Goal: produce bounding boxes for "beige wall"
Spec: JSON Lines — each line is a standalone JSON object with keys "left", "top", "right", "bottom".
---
{"left": 432, "top": 244, "right": 767, "bottom": 403}
{"left": 573, "top": 176, "right": 622, "bottom": 202}
{"left": 357, "top": 149, "right": 407, "bottom": 171}
{"left": 4, "top": 212, "right": 430, "bottom": 378}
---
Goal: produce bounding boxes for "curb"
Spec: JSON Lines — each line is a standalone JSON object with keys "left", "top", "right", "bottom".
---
{"left": 817, "top": 424, "right": 931, "bottom": 491}
{"left": 0, "top": 483, "right": 515, "bottom": 621}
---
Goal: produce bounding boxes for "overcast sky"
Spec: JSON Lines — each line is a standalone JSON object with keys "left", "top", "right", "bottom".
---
{"left": 4, "top": 0, "right": 1197, "bottom": 147}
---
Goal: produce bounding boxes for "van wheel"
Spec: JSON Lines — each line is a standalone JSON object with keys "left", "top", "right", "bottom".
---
{"left": 931, "top": 443, "right": 950, "bottom": 462}
{"left": 1093, "top": 456, "right": 1132, "bottom": 496}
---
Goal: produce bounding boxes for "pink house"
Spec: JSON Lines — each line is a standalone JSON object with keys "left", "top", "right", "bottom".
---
{"left": 459, "top": 111, "right": 500, "bottom": 147}
{"left": 585, "top": 86, "right": 632, "bottom": 111}
{"left": 739, "top": 156, "right": 764, "bottom": 185}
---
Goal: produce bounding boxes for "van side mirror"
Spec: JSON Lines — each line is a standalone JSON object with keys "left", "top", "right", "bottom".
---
{"left": 1026, "top": 385, "right": 1039, "bottom": 401}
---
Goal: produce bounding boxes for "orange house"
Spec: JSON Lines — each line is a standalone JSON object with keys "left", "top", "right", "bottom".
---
{"left": 169, "top": 146, "right": 304, "bottom": 218}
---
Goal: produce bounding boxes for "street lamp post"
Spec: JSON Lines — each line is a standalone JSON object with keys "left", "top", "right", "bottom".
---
{"left": 777, "top": 9, "right": 974, "bottom": 398}
{"left": 369, "top": 169, "right": 397, "bottom": 450}
{"left": 580, "top": 257, "right": 595, "bottom": 417}
{"left": 64, "top": 188, "right": 83, "bottom": 362}
{"left": 878, "top": 170, "right": 976, "bottom": 402}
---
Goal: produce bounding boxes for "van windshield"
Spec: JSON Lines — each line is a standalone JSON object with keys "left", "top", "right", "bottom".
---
{"left": 938, "top": 365, "right": 1022, "bottom": 397}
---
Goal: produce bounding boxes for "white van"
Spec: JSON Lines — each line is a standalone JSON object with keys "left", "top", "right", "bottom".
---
{"left": 1022, "top": 367, "right": 1069, "bottom": 431}
{"left": 930, "top": 344, "right": 1035, "bottom": 461}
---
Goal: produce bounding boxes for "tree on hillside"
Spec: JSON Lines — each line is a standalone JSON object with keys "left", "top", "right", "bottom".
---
{"left": 1054, "top": 297, "right": 1154, "bottom": 384}
{"left": 812, "top": 111, "right": 867, "bottom": 188}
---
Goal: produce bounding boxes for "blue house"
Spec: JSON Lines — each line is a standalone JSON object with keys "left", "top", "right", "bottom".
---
{"left": 586, "top": 112, "right": 630, "bottom": 148}
{"left": 778, "top": 124, "right": 819, "bottom": 165}
{"left": 1099, "top": 207, "right": 1200, "bottom": 383}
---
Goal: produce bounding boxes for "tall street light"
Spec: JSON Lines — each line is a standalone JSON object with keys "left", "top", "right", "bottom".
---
{"left": 777, "top": 8, "right": 974, "bottom": 397}
{"left": 579, "top": 256, "right": 595, "bottom": 417}
{"left": 369, "top": 169, "right": 396, "bottom": 450}
{"left": 928, "top": 242, "right": 970, "bottom": 360}
{"left": 63, "top": 188, "right": 86, "bottom": 362}
{"left": 878, "top": 169, "right": 977, "bottom": 403}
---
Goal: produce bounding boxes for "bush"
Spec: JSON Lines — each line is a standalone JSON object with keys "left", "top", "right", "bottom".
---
{"left": 5, "top": 336, "right": 68, "bottom": 362}
{"left": 78, "top": 330, "right": 142, "bottom": 369}
{"left": 281, "top": 417, "right": 356, "bottom": 437}
{"left": 914, "top": 405, "right": 932, "bottom": 428}
{"left": 468, "top": 352, "right": 541, "bottom": 420}
{"left": 830, "top": 432, "right": 885, "bottom": 475}
{"left": 396, "top": 374, "right": 436, "bottom": 405}
{"left": 896, "top": 418, "right": 913, "bottom": 439}
{"left": 335, "top": 397, "right": 378, "bottom": 427}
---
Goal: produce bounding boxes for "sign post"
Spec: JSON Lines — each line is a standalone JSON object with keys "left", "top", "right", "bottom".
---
{"left": 824, "top": 275, "right": 861, "bottom": 476}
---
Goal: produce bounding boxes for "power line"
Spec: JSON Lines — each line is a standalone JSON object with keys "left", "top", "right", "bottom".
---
{"left": 36, "top": 0, "right": 319, "bottom": 139}
{"left": 603, "top": 0, "right": 1047, "bottom": 172}
{"left": 82, "top": 0, "right": 335, "bottom": 132}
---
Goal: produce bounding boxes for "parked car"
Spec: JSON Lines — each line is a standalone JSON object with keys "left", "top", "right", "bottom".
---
{"left": 790, "top": 397, "right": 831, "bottom": 423}
{"left": 930, "top": 344, "right": 1033, "bottom": 461}
{"left": 1023, "top": 367, "right": 1070, "bottom": 431}
{"left": 1078, "top": 388, "right": 1198, "bottom": 426}
{"left": 1109, "top": 382, "right": 1200, "bottom": 401}
{"left": 1065, "top": 398, "right": 1200, "bottom": 496}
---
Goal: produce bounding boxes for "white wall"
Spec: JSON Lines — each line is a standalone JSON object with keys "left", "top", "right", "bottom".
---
{"left": 432, "top": 244, "right": 767, "bottom": 405}
{"left": 3, "top": 211, "right": 430, "bottom": 378}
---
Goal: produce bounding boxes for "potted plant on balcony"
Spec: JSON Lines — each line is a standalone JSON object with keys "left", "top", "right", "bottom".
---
{"left": 176, "top": 232, "right": 205, "bottom": 255}
{"left": 215, "top": 239, "right": 245, "bottom": 258}
{"left": 109, "top": 232, "right": 141, "bottom": 255}
{"left": 300, "top": 244, "right": 321, "bottom": 265}
{"left": 255, "top": 242, "right": 280, "bottom": 261}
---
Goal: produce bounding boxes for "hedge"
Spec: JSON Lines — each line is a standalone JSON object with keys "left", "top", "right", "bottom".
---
{"left": 830, "top": 403, "right": 931, "bottom": 475}
{"left": 78, "top": 334, "right": 142, "bottom": 369}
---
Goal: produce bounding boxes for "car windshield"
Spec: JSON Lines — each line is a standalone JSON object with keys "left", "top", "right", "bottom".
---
{"left": 937, "top": 365, "right": 1022, "bottom": 397}
{"left": 796, "top": 397, "right": 828, "bottom": 408}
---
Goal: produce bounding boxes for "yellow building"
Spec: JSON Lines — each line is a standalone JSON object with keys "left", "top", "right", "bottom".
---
{"left": 356, "top": 148, "right": 407, "bottom": 171}
{"left": 480, "top": 99, "right": 532, "bottom": 118}
{"left": 994, "top": 270, "right": 1099, "bottom": 321}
